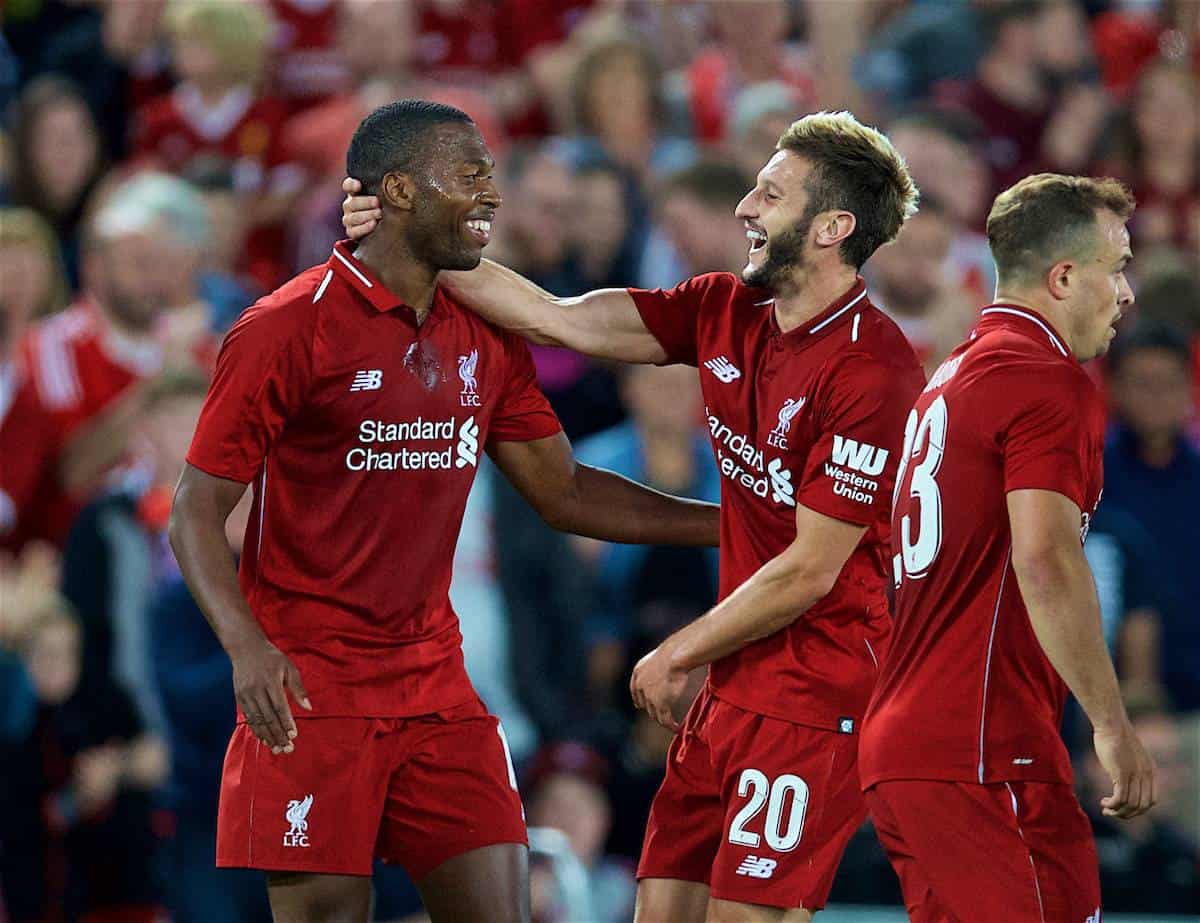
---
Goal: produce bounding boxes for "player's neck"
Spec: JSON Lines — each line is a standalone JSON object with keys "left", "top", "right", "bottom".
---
{"left": 353, "top": 236, "right": 438, "bottom": 317}
{"left": 771, "top": 265, "right": 859, "bottom": 334}
{"left": 991, "top": 290, "right": 1075, "bottom": 355}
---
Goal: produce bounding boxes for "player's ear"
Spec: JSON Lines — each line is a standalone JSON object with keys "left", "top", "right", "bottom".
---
{"left": 814, "top": 210, "right": 856, "bottom": 249}
{"left": 1046, "top": 259, "right": 1074, "bottom": 301}
{"left": 380, "top": 172, "right": 417, "bottom": 212}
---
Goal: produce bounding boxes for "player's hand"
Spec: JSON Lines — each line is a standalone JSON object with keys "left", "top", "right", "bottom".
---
{"left": 342, "top": 177, "right": 381, "bottom": 240}
{"left": 230, "top": 638, "right": 312, "bottom": 755}
{"left": 630, "top": 643, "right": 686, "bottom": 732}
{"left": 1094, "top": 721, "right": 1156, "bottom": 819}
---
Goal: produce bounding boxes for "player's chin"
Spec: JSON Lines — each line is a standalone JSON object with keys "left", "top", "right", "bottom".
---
{"left": 444, "top": 248, "right": 484, "bottom": 272}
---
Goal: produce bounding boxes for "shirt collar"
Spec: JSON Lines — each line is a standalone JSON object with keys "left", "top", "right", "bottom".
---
{"left": 975, "top": 303, "right": 1071, "bottom": 360}
{"left": 327, "top": 240, "right": 407, "bottom": 313}
{"left": 766, "top": 277, "right": 869, "bottom": 346}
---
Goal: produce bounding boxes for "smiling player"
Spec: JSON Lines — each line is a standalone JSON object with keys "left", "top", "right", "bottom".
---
{"left": 169, "top": 100, "right": 719, "bottom": 923}
{"left": 343, "top": 111, "right": 925, "bottom": 923}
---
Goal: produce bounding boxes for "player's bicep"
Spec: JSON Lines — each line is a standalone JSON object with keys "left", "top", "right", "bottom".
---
{"left": 172, "top": 462, "right": 252, "bottom": 527}
{"left": 782, "top": 502, "right": 868, "bottom": 593}
{"left": 1007, "top": 488, "right": 1085, "bottom": 573}
{"left": 558, "top": 289, "right": 667, "bottom": 364}
{"left": 488, "top": 432, "right": 578, "bottom": 522}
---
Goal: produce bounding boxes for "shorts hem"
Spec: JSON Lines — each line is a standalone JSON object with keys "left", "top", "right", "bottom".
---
{"left": 390, "top": 835, "right": 529, "bottom": 881}
{"left": 216, "top": 857, "right": 373, "bottom": 877}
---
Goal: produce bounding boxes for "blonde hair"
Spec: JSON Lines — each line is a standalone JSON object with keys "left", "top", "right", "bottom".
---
{"left": 987, "top": 173, "right": 1136, "bottom": 286}
{"left": 776, "top": 111, "right": 919, "bottom": 269}
{"left": 166, "top": 0, "right": 275, "bottom": 86}
{"left": 0, "top": 207, "right": 70, "bottom": 317}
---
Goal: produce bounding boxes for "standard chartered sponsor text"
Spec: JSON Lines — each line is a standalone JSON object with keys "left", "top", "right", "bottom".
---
{"left": 347, "top": 416, "right": 472, "bottom": 471}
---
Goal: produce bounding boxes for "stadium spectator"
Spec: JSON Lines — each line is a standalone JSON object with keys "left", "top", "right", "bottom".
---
{"left": 1104, "top": 322, "right": 1200, "bottom": 713}
{"left": 0, "top": 208, "right": 71, "bottom": 365}
{"left": 266, "top": 0, "right": 348, "bottom": 110}
{"left": 8, "top": 76, "right": 107, "bottom": 289}
{"left": 725, "top": 81, "right": 803, "bottom": 188}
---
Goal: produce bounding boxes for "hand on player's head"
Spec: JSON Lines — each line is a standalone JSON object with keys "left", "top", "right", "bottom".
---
{"left": 342, "top": 176, "right": 382, "bottom": 240}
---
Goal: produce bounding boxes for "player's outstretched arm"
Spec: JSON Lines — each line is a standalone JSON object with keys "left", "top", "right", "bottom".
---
{"left": 1008, "top": 488, "right": 1156, "bottom": 820}
{"left": 631, "top": 504, "right": 865, "bottom": 730}
{"left": 341, "top": 178, "right": 666, "bottom": 364}
{"left": 169, "top": 464, "right": 312, "bottom": 755}
{"left": 489, "top": 432, "right": 719, "bottom": 547}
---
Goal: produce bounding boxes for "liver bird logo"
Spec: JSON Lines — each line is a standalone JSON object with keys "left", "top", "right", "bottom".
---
{"left": 286, "top": 794, "right": 314, "bottom": 837}
{"left": 458, "top": 350, "right": 479, "bottom": 394}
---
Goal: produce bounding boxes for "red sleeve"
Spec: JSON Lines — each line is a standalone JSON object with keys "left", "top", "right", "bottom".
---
{"left": 628, "top": 272, "right": 732, "bottom": 367}
{"left": 486, "top": 334, "right": 562, "bottom": 444}
{"left": 1000, "top": 365, "right": 1096, "bottom": 509}
{"left": 185, "top": 300, "right": 314, "bottom": 483}
{"left": 796, "top": 355, "right": 924, "bottom": 526}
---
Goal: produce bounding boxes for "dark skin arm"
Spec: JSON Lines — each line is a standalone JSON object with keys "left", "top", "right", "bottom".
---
{"left": 168, "top": 463, "right": 311, "bottom": 754}
{"left": 488, "top": 432, "right": 720, "bottom": 547}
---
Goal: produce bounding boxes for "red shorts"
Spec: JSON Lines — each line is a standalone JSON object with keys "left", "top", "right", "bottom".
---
{"left": 216, "top": 699, "right": 527, "bottom": 879}
{"left": 637, "top": 687, "right": 864, "bottom": 911}
{"left": 865, "top": 780, "right": 1101, "bottom": 923}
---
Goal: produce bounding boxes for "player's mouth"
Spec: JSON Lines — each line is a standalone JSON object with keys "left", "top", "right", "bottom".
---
{"left": 746, "top": 225, "right": 768, "bottom": 257}
{"left": 464, "top": 215, "right": 493, "bottom": 247}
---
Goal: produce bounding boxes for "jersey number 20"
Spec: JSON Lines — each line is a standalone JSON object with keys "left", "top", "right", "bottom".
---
{"left": 893, "top": 395, "right": 948, "bottom": 583}
{"left": 728, "top": 769, "right": 809, "bottom": 852}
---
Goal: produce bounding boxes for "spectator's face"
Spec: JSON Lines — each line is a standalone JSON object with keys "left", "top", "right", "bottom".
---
{"left": 890, "top": 125, "right": 987, "bottom": 227}
{"left": 1134, "top": 68, "right": 1198, "bottom": 155}
{"left": 586, "top": 51, "right": 654, "bottom": 141}
{"left": 339, "top": 0, "right": 414, "bottom": 76}
{"left": 141, "top": 394, "right": 205, "bottom": 485}
{"left": 89, "top": 229, "right": 172, "bottom": 330}
{"left": 735, "top": 150, "right": 818, "bottom": 294}
{"left": 407, "top": 123, "right": 500, "bottom": 272}
{"left": 527, "top": 774, "right": 611, "bottom": 866}
{"left": 1035, "top": 0, "right": 1092, "bottom": 76}
{"left": 622, "top": 364, "right": 703, "bottom": 436}
{"left": 572, "top": 171, "right": 628, "bottom": 264}
{"left": 25, "top": 619, "right": 81, "bottom": 705}
{"left": 171, "top": 34, "right": 222, "bottom": 87}
{"left": 660, "top": 191, "right": 746, "bottom": 275}
{"left": 508, "top": 154, "right": 572, "bottom": 268}
{"left": 1063, "top": 210, "right": 1134, "bottom": 361}
{"left": 869, "top": 210, "right": 953, "bottom": 316}
{"left": 0, "top": 242, "right": 53, "bottom": 335}
{"left": 712, "top": 0, "right": 788, "bottom": 50}
{"left": 202, "top": 188, "right": 245, "bottom": 273}
{"left": 1111, "top": 347, "right": 1193, "bottom": 442}
{"left": 31, "top": 98, "right": 99, "bottom": 210}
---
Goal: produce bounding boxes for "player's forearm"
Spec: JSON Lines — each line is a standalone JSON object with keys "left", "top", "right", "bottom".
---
{"left": 441, "top": 259, "right": 572, "bottom": 346}
{"left": 552, "top": 463, "right": 719, "bottom": 546}
{"left": 1014, "top": 546, "right": 1129, "bottom": 733}
{"left": 667, "top": 553, "right": 835, "bottom": 670}
{"left": 168, "top": 490, "right": 267, "bottom": 656}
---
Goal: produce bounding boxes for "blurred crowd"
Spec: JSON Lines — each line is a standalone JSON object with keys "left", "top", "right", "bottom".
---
{"left": 1, "top": 0, "right": 1198, "bottom": 920}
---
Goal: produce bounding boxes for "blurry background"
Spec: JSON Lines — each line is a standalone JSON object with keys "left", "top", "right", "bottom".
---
{"left": 0, "top": 1, "right": 1197, "bottom": 920}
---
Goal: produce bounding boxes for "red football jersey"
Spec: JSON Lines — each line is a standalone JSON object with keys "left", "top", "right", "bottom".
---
{"left": 630, "top": 274, "right": 925, "bottom": 731}
{"left": 860, "top": 305, "right": 1106, "bottom": 789}
{"left": 0, "top": 301, "right": 164, "bottom": 548}
{"left": 186, "top": 242, "right": 562, "bottom": 718}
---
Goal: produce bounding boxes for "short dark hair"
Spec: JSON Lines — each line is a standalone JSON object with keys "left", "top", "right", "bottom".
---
{"left": 1107, "top": 320, "right": 1192, "bottom": 375}
{"left": 346, "top": 99, "right": 474, "bottom": 195}
{"left": 660, "top": 161, "right": 751, "bottom": 212}
{"left": 986, "top": 173, "right": 1135, "bottom": 288}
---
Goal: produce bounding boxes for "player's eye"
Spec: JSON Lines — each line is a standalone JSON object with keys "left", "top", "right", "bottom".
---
{"left": 765, "top": 193, "right": 781, "bottom": 202}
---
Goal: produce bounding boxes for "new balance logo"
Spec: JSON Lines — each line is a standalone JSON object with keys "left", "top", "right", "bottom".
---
{"left": 830, "top": 435, "right": 888, "bottom": 476}
{"left": 736, "top": 856, "right": 777, "bottom": 879}
{"left": 705, "top": 356, "right": 741, "bottom": 383}
{"left": 350, "top": 369, "right": 383, "bottom": 391}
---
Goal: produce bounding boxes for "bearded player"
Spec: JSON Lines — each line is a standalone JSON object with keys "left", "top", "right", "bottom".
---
{"left": 170, "top": 100, "right": 719, "bottom": 923}
{"left": 343, "top": 111, "right": 925, "bottom": 923}
{"left": 860, "top": 174, "right": 1157, "bottom": 922}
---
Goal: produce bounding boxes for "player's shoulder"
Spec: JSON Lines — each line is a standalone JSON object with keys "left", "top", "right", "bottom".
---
{"left": 959, "top": 330, "right": 1098, "bottom": 413}
{"left": 226, "top": 264, "right": 329, "bottom": 340}
{"left": 820, "top": 304, "right": 925, "bottom": 383}
{"left": 665, "top": 271, "right": 760, "bottom": 307}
